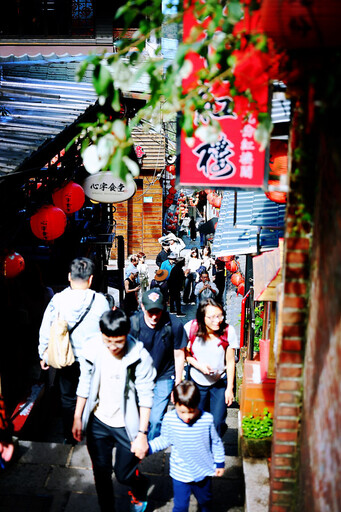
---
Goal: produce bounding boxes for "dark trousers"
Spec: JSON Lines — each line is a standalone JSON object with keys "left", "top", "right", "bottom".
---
{"left": 87, "top": 414, "right": 147, "bottom": 512}
{"left": 196, "top": 377, "right": 228, "bottom": 438}
{"left": 173, "top": 476, "right": 213, "bottom": 512}
{"left": 183, "top": 273, "right": 196, "bottom": 303}
{"left": 169, "top": 289, "right": 182, "bottom": 314}
{"left": 58, "top": 361, "right": 80, "bottom": 441}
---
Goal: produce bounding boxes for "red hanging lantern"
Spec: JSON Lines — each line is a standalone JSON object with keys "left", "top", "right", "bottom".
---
{"left": 30, "top": 205, "right": 67, "bottom": 241}
{"left": 226, "top": 259, "right": 239, "bottom": 273}
{"left": 269, "top": 141, "right": 288, "bottom": 177}
{"left": 3, "top": 252, "right": 25, "bottom": 278}
{"left": 168, "top": 186, "right": 177, "bottom": 196}
{"left": 211, "top": 195, "right": 222, "bottom": 208}
{"left": 52, "top": 182, "right": 85, "bottom": 215}
{"left": 237, "top": 282, "right": 245, "bottom": 296}
{"left": 166, "top": 164, "right": 176, "bottom": 175}
{"left": 217, "top": 255, "right": 234, "bottom": 263}
{"left": 265, "top": 181, "right": 287, "bottom": 204}
{"left": 231, "top": 272, "right": 244, "bottom": 287}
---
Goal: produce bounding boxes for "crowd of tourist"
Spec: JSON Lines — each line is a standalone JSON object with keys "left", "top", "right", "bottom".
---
{"left": 1, "top": 240, "right": 237, "bottom": 512}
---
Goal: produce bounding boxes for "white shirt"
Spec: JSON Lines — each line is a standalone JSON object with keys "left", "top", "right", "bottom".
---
{"left": 94, "top": 345, "right": 125, "bottom": 427}
{"left": 184, "top": 321, "right": 239, "bottom": 386}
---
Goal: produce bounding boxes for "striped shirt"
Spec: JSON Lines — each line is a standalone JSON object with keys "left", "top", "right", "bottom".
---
{"left": 149, "top": 409, "right": 225, "bottom": 483}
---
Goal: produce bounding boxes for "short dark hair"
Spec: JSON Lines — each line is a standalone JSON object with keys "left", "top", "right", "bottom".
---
{"left": 173, "top": 380, "right": 200, "bottom": 408}
{"left": 190, "top": 247, "right": 199, "bottom": 257}
{"left": 104, "top": 293, "right": 115, "bottom": 309}
{"left": 196, "top": 298, "right": 227, "bottom": 339}
{"left": 99, "top": 309, "right": 131, "bottom": 337}
{"left": 69, "top": 257, "right": 95, "bottom": 281}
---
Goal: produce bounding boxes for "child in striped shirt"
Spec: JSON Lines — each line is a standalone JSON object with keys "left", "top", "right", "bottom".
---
{"left": 149, "top": 380, "right": 225, "bottom": 512}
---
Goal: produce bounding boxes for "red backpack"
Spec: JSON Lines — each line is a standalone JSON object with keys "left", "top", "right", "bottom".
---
{"left": 186, "top": 319, "right": 229, "bottom": 359}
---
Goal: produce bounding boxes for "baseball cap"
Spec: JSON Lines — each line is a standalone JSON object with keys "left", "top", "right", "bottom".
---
{"left": 142, "top": 289, "right": 164, "bottom": 311}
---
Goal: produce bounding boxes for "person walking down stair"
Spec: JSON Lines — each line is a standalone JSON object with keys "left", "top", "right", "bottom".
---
{"left": 38, "top": 257, "right": 109, "bottom": 443}
{"left": 168, "top": 257, "right": 186, "bottom": 317}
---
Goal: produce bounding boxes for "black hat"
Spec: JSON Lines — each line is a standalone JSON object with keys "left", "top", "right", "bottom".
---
{"left": 142, "top": 289, "right": 164, "bottom": 311}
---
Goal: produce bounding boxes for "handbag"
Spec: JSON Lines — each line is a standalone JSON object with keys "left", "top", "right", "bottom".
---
{"left": 46, "top": 293, "right": 95, "bottom": 369}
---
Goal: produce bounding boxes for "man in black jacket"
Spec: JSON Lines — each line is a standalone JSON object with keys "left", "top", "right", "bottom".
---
{"left": 155, "top": 242, "right": 170, "bottom": 268}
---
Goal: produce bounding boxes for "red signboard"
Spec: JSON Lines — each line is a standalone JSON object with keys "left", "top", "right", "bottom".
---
{"left": 178, "top": 3, "right": 268, "bottom": 189}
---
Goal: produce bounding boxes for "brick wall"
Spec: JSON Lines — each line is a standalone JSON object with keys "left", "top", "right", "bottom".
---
{"left": 110, "top": 173, "right": 163, "bottom": 260}
{"left": 298, "top": 135, "right": 341, "bottom": 510}
{"left": 269, "top": 105, "right": 313, "bottom": 510}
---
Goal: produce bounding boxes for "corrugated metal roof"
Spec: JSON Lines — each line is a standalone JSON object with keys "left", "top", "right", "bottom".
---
{"left": 212, "top": 190, "right": 285, "bottom": 257}
{"left": 0, "top": 73, "right": 97, "bottom": 175}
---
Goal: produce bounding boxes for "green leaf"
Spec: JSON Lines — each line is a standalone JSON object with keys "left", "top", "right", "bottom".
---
{"left": 92, "top": 63, "right": 112, "bottom": 96}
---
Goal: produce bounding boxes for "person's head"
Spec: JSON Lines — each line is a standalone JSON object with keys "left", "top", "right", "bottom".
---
{"left": 190, "top": 247, "right": 199, "bottom": 258}
{"left": 141, "top": 289, "right": 164, "bottom": 328}
{"left": 69, "top": 257, "right": 95, "bottom": 288}
{"left": 168, "top": 252, "right": 177, "bottom": 264}
{"left": 129, "top": 254, "right": 138, "bottom": 266}
{"left": 129, "top": 270, "right": 139, "bottom": 280}
{"left": 154, "top": 268, "right": 168, "bottom": 282}
{"left": 215, "top": 258, "right": 225, "bottom": 271}
{"left": 173, "top": 381, "right": 201, "bottom": 424}
{"left": 196, "top": 298, "right": 227, "bottom": 338}
{"left": 162, "top": 242, "right": 170, "bottom": 252}
{"left": 200, "top": 271, "right": 210, "bottom": 283}
{"left": 99, "top": 309, "right": 130, "bottom": 358}
{"left": 202, "top": 245, "right": 211, "bottom": 257}
{"left": 137, "top": 252, "right": 146, "bottom": 262}
{"left": 104, "top": 293, "right": 116, "bottom": 310}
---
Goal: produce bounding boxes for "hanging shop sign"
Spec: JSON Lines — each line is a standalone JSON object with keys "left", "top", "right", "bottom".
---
{"left": 178, "top": 2, "right": 268, "bottom": 189}
{"left": 83, "top": 172, "right": 137, "bottom": 203}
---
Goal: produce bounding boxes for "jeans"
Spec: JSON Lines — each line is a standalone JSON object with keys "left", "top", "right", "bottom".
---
{"left": 196, "top": 377, "right": 228, "bottom": 438}
{"left": 173, "top": 476, "right": 213, "bottom": 512}
{"left": 183, "top": 273, "right": 196, "bottom": 303}
{"left": 148, "top": 377, "right": 174, "bottom": 440}
{"left": 87, "top": 415, "right": 148, "bottom": 512}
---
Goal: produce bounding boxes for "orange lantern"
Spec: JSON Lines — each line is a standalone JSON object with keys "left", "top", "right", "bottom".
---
{"left": 30, "top": 205, "right": 67, "bottom": 241}
{"left": 269, "top": 141, "right": 288, "bottom": 177}
{"left": 265, "top": 181, "right": 287, "bottom": 204}
{"left": 226, "top": 259, "right": 239, "bottom": 273}
{"left": 237, "top": 282, "right": 245, "bottom": 296}
{"left": 3, "top": 252, "right": 25, "bottom": 278}
{"left": 52, "top": 182, "right": 85, "bottom": 214}
{"left": 231, "top": 272, "right": 244, "bottom": 287}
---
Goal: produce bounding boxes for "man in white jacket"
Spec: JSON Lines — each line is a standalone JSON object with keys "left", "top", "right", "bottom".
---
{"left": 38, "top": 257, "right": 109, "bottom": 443}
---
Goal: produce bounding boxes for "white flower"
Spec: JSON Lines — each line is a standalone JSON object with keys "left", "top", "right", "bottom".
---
{"left": 122, "top": 156, "right": 140, "bottom": 177}
{"left": 82, "top": 145, "right": 103, "bottom": 174}
{"left": 97, "top": 134, "right": 116, "bottom": 162}
{"left": 195, "top": 124, "right": 220, "bottom": 143}
{"left": 112, "top": 119, "right": 127, "bottom": 141}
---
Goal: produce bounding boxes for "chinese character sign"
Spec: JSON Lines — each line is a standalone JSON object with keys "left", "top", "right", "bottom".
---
{"left": 178, "top": 2, "right": 267, "bottom": 189}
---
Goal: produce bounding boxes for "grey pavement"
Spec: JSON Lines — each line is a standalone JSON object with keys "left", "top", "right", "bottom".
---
{"left": 0, "top": 408, "right": 244, "bottom": 512}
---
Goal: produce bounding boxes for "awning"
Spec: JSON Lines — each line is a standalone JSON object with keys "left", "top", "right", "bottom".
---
{"left": 0, "top": 58, "right": 98, "bottom": 176}
{"left": 212, "top": 190, "right": 285, "bottom": 257}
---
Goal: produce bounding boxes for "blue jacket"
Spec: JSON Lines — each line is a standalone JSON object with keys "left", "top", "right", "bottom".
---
{"left": 77, "top": 334, "right": 156, "bottom": 441}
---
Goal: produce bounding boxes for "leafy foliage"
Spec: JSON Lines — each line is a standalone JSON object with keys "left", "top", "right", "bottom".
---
{"left": 72, "top": 0, "right": 283, "bottom": 181}
{"left": 254, "top": 301, "right": 264, "bottom": 352}
{"left": 242, "top": 408, "right": 273, "bottom": 439}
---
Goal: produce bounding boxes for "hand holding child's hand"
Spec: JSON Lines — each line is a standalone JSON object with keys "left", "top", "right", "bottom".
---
{"left": 215, "top": 468, "right": 224, "bottom": 477}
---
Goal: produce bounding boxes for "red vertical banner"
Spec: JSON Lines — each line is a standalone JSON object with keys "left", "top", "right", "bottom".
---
{"left": 178, "top": 2, "right": 268, "bottom": 189}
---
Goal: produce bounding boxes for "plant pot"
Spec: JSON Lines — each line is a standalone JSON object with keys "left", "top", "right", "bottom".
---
{"left": 240, "top": 435, "right": 272, "bottom": 458}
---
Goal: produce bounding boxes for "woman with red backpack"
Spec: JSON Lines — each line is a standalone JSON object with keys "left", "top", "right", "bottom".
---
{"left": 184, "top": 298, "right": 239, "bottom": 438}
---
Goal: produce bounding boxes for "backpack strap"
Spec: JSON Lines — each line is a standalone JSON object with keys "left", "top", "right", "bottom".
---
{"left": 186, "top": 319, "right": 199, "bottom": 358}
{"left": 217, "top": 325, "right": 229, "bottom": 351}
{"left": 69, "top": 293, "right": 95, "bottom": 335}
